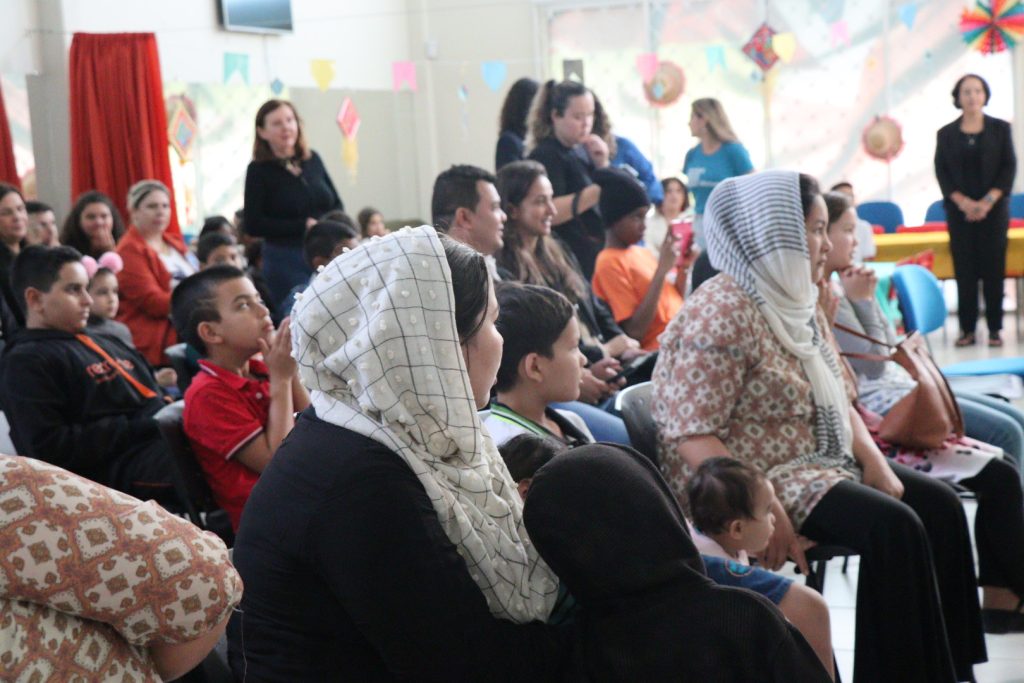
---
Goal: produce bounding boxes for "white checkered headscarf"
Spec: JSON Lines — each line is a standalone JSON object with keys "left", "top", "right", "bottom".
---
{"left": 705, "top": 170, "right": 854, "bottom": 468}
{"left": 290, "top": 225, "right": 558, "bottom": 623}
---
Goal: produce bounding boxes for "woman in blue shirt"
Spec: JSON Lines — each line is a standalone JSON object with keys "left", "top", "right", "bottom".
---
{"left": 682, "top": 98, "right": 754, "bottom": 247}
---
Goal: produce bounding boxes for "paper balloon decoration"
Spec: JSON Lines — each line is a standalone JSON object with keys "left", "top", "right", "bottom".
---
{"left": 743, "top": 23, "right": 779, "bottom": 71}
{"left": 862, "top": 116, "right": 904, "bottom": 162}
{"left": 960, "top": 0, "right": 1024, "bottom": 54}
{"left": 643, "top": 61, "right": 685, "bottom": 107}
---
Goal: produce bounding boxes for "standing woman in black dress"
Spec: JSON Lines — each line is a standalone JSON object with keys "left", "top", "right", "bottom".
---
{"left": 244, "top": 99, "right": 343, "bottom": 309}
{"left": 935, "top": 74, "right": 1017, "bottom": 348}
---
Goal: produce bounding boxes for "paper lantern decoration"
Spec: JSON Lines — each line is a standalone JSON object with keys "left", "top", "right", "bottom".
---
{"left": 643, "top": 61, "right": 685, "bottom": 107}
{"left": 960, "top": 0, "right": 1024, "bottom": 54}
{"left": 743, "top": 23, "right": 779, "bottom": 71}
{"left": 862, "top": 116, "right": 904, "bottom": 162}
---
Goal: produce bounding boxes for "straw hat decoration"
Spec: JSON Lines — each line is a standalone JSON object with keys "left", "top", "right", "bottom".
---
{"left": 861, "top": 115, "right": 905, "bottom": 162}
{"left": 643, "top": 61, "right": 686, "bottom": 107}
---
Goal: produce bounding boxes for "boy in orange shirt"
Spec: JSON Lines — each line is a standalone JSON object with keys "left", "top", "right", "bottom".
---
{"left": 591, "top": 168, "right": 694, "bottom": 350}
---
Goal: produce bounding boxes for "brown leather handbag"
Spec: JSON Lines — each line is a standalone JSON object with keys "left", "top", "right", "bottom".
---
{"left": 835, "top": 323, "right": 964, "bottom": 450}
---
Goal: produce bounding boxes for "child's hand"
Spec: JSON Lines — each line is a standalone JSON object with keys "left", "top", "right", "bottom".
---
{"left": 657, "top": 229, "right": 681, "bottom": 273}
{"left": 155, "top": 367, "right": 178, "bottom": 388}
{"left": 259, "top": 317, "right": 297, "bottom": 381}
{"left": 839, "top": 265, "right": 877, "bottom": 301}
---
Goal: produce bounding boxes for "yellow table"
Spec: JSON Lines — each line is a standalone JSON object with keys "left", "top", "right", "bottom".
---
{"left": 872, "top": 228, "right": 1024, "bottom": 279}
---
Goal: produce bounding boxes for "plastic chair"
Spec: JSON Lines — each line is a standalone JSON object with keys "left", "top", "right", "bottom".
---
{"left": 615, "top": 382, "right": 658, "bottom": 464}
{"left": 924, "top": 200, "right": 946, "bottom": 223}
{"left": 857, "top": 201, "right": 905, "bottom": 233}
{"left": 154, "top": 401, "right": 234, "bottom": 545}
{"left": 892, "top": 265, "right": 1024, "bottom": 378}
{"left": 1010, "top": 193, "right": 1024, "bottom": 219}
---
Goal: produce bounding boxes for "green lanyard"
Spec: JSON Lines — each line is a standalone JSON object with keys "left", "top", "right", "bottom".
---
{"left": 489, "top": 403, "right": 551, "bottom": 437}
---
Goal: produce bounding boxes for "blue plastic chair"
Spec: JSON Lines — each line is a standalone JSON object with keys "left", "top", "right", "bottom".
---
{"left": 892, "top": 265, "right": 1024, "bottom": 378}
{"left": 857, "top": 201, "right": 905, "bottom": 233}
{"left": 924, "top": 200, "right": 946, "bottom": 223}
{"left": 1011, "top": 193, "right": 1024, "bottom": 219}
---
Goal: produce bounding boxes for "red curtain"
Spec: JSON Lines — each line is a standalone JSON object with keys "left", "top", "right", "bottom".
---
{"left": 0, "top": 81, "right": 20, "bottom": 189}
{"left": 69, "top": 33, "right": 180, "bottom": 236}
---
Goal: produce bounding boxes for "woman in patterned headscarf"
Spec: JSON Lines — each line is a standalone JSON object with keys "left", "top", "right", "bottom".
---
{"left": 652, "top": 170, "right": 986, "bottom": 683}
{"left": 228, "top": 226, "right": 567, "bottom": 681}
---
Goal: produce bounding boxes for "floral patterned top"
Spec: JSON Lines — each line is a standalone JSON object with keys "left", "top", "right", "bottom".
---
{"left": 652, "top": 274, "right": 861, "bottom": 529}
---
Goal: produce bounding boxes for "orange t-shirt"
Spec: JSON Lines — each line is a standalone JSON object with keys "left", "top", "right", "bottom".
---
{"left": 591, "top": 246, "right": 683, "bottom": 350}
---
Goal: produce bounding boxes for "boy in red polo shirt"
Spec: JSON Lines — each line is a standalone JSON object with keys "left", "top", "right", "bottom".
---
{"left": 172, "top": 266, "right": 310, "bottom": 530}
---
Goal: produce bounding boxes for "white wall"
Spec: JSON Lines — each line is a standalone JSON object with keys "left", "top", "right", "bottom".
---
{"left": 3, "top": 0, "right": 545, "bottom": 220}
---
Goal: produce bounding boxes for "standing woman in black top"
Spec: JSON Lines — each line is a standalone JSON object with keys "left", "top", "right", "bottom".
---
{"left": 495, "top": 78, "right": 539, "bottom": 171}
{"left": 527, "top": 80, "right": 608, "bottom": 279}
{"left": 244, "top": 99, "right": 343, "bottom": 309}
{"left": 935, "top": 74, "right": 1017, "bottom": 348}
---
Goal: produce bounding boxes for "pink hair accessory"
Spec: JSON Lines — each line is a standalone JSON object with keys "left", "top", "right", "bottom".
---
{"left": 82, "top": 252, "right": 124, "bottom": 280}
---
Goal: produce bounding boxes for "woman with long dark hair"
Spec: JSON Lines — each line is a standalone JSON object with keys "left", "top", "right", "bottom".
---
{"left": 243, "top": 99, "right": 343, "bottom": 308}
{"left": 496, "top": 77, "right": 539, "bottom": 171}
{"left": 60, "top": 190, "right": 126, "bottom": 259}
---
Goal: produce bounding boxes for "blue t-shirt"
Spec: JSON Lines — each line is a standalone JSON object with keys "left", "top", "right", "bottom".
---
{"left": 682, "top": 141, "right": 754, "bottom": 214}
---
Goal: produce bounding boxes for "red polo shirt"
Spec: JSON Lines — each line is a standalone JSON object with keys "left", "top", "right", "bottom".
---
{"left": 183, "top": 359, "right": 271, "bottom": 530}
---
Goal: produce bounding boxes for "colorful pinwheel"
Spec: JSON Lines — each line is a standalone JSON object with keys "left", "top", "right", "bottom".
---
{"left": 960, "top": 0, "right": 1024, "bottom": 54}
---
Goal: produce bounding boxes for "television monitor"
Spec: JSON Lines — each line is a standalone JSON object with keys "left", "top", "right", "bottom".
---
{"left": 219, "top": 0, "right": 293, "bottom": 34}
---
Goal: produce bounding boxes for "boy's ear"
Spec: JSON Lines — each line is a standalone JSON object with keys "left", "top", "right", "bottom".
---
{"left": 516, "top": 478, "right": 532, "bottom": 501}
{"left": 23, "top": 286, "right": 44, "bottom": 313}
{"left": 196, "top": 320, "right": 222, "bottom": 348}
{"left": 520, "top": 351, "right": 545, "bottom": 384}
{"left": 726, "top": 518, "right": 745, "bottom": 541}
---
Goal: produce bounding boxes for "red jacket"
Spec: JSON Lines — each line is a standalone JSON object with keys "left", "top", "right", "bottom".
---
{"left": 115, "top": 227, "right": 188, "bottom": 366}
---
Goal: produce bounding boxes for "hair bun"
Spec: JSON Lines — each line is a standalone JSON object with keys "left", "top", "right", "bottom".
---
{"left": 97, "top": 251, "right": 124, "bottom": 274}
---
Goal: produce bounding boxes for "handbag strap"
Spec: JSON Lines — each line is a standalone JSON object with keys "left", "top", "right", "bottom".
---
{"left": 833, "top": 322, "right": 896, "bottom": 363}
{"left": 833, "top": 322, "right": 896, "bottom": 349}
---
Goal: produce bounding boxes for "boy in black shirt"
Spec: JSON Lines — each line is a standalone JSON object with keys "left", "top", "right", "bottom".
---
{"left": 0, "top": 245, "right": 179, "bottom": 506}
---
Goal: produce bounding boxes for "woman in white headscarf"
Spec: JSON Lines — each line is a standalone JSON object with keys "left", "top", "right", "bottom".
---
{"left": 652, "top": 171, "right": 986, "bottom": 683}
{"left": 227, "top": 226, "right": 565, "bottom": 681}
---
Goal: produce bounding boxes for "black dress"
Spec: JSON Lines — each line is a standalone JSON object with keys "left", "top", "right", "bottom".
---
{"left": 227, "top": 408, "right": 569, "bottom": 682}
{"left": 934, "top": 114, "right": 1017, "bottom": 335}
{"left": 528, "top": 137, "right": 605, "bottom": 279}
{"left": 523, "top": 443, "right": 831, "bottom": 682}
{"left": 243, "top": 151, "right": 342, "bottom": 308}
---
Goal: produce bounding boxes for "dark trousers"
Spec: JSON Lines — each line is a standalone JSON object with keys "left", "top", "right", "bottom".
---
{"left": 960, "top": 457, "right": 1024, "bottom": 596}
{"left": 948, "top": 212, "right": 1008, "bottom": 335}
{"left": 801, "top": 463, "right": 986, "bottom": 683}
{"left": 106, "top": 437, "right": 182, "bottom": 510}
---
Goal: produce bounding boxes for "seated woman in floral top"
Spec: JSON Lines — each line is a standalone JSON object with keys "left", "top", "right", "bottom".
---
{"left": 651, "top": 170, "right": 986, "bottom": 683}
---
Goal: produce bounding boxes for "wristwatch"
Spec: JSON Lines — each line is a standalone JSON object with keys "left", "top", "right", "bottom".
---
{"left": 983, "top": 192, "right": 997, "bottom": 205}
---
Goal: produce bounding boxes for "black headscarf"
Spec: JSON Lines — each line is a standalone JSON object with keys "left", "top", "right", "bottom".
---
{"left": 524, "top": 443, "right": 831, "bottom": 682}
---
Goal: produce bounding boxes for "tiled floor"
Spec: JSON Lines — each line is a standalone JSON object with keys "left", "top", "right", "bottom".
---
{"left": 787, "top": 311, "right": 1024, "bottom": 682}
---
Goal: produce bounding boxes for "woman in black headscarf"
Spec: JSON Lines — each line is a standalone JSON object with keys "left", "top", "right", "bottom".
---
{"left": 523, "top": 442, "right": 831, "bottom": 682}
